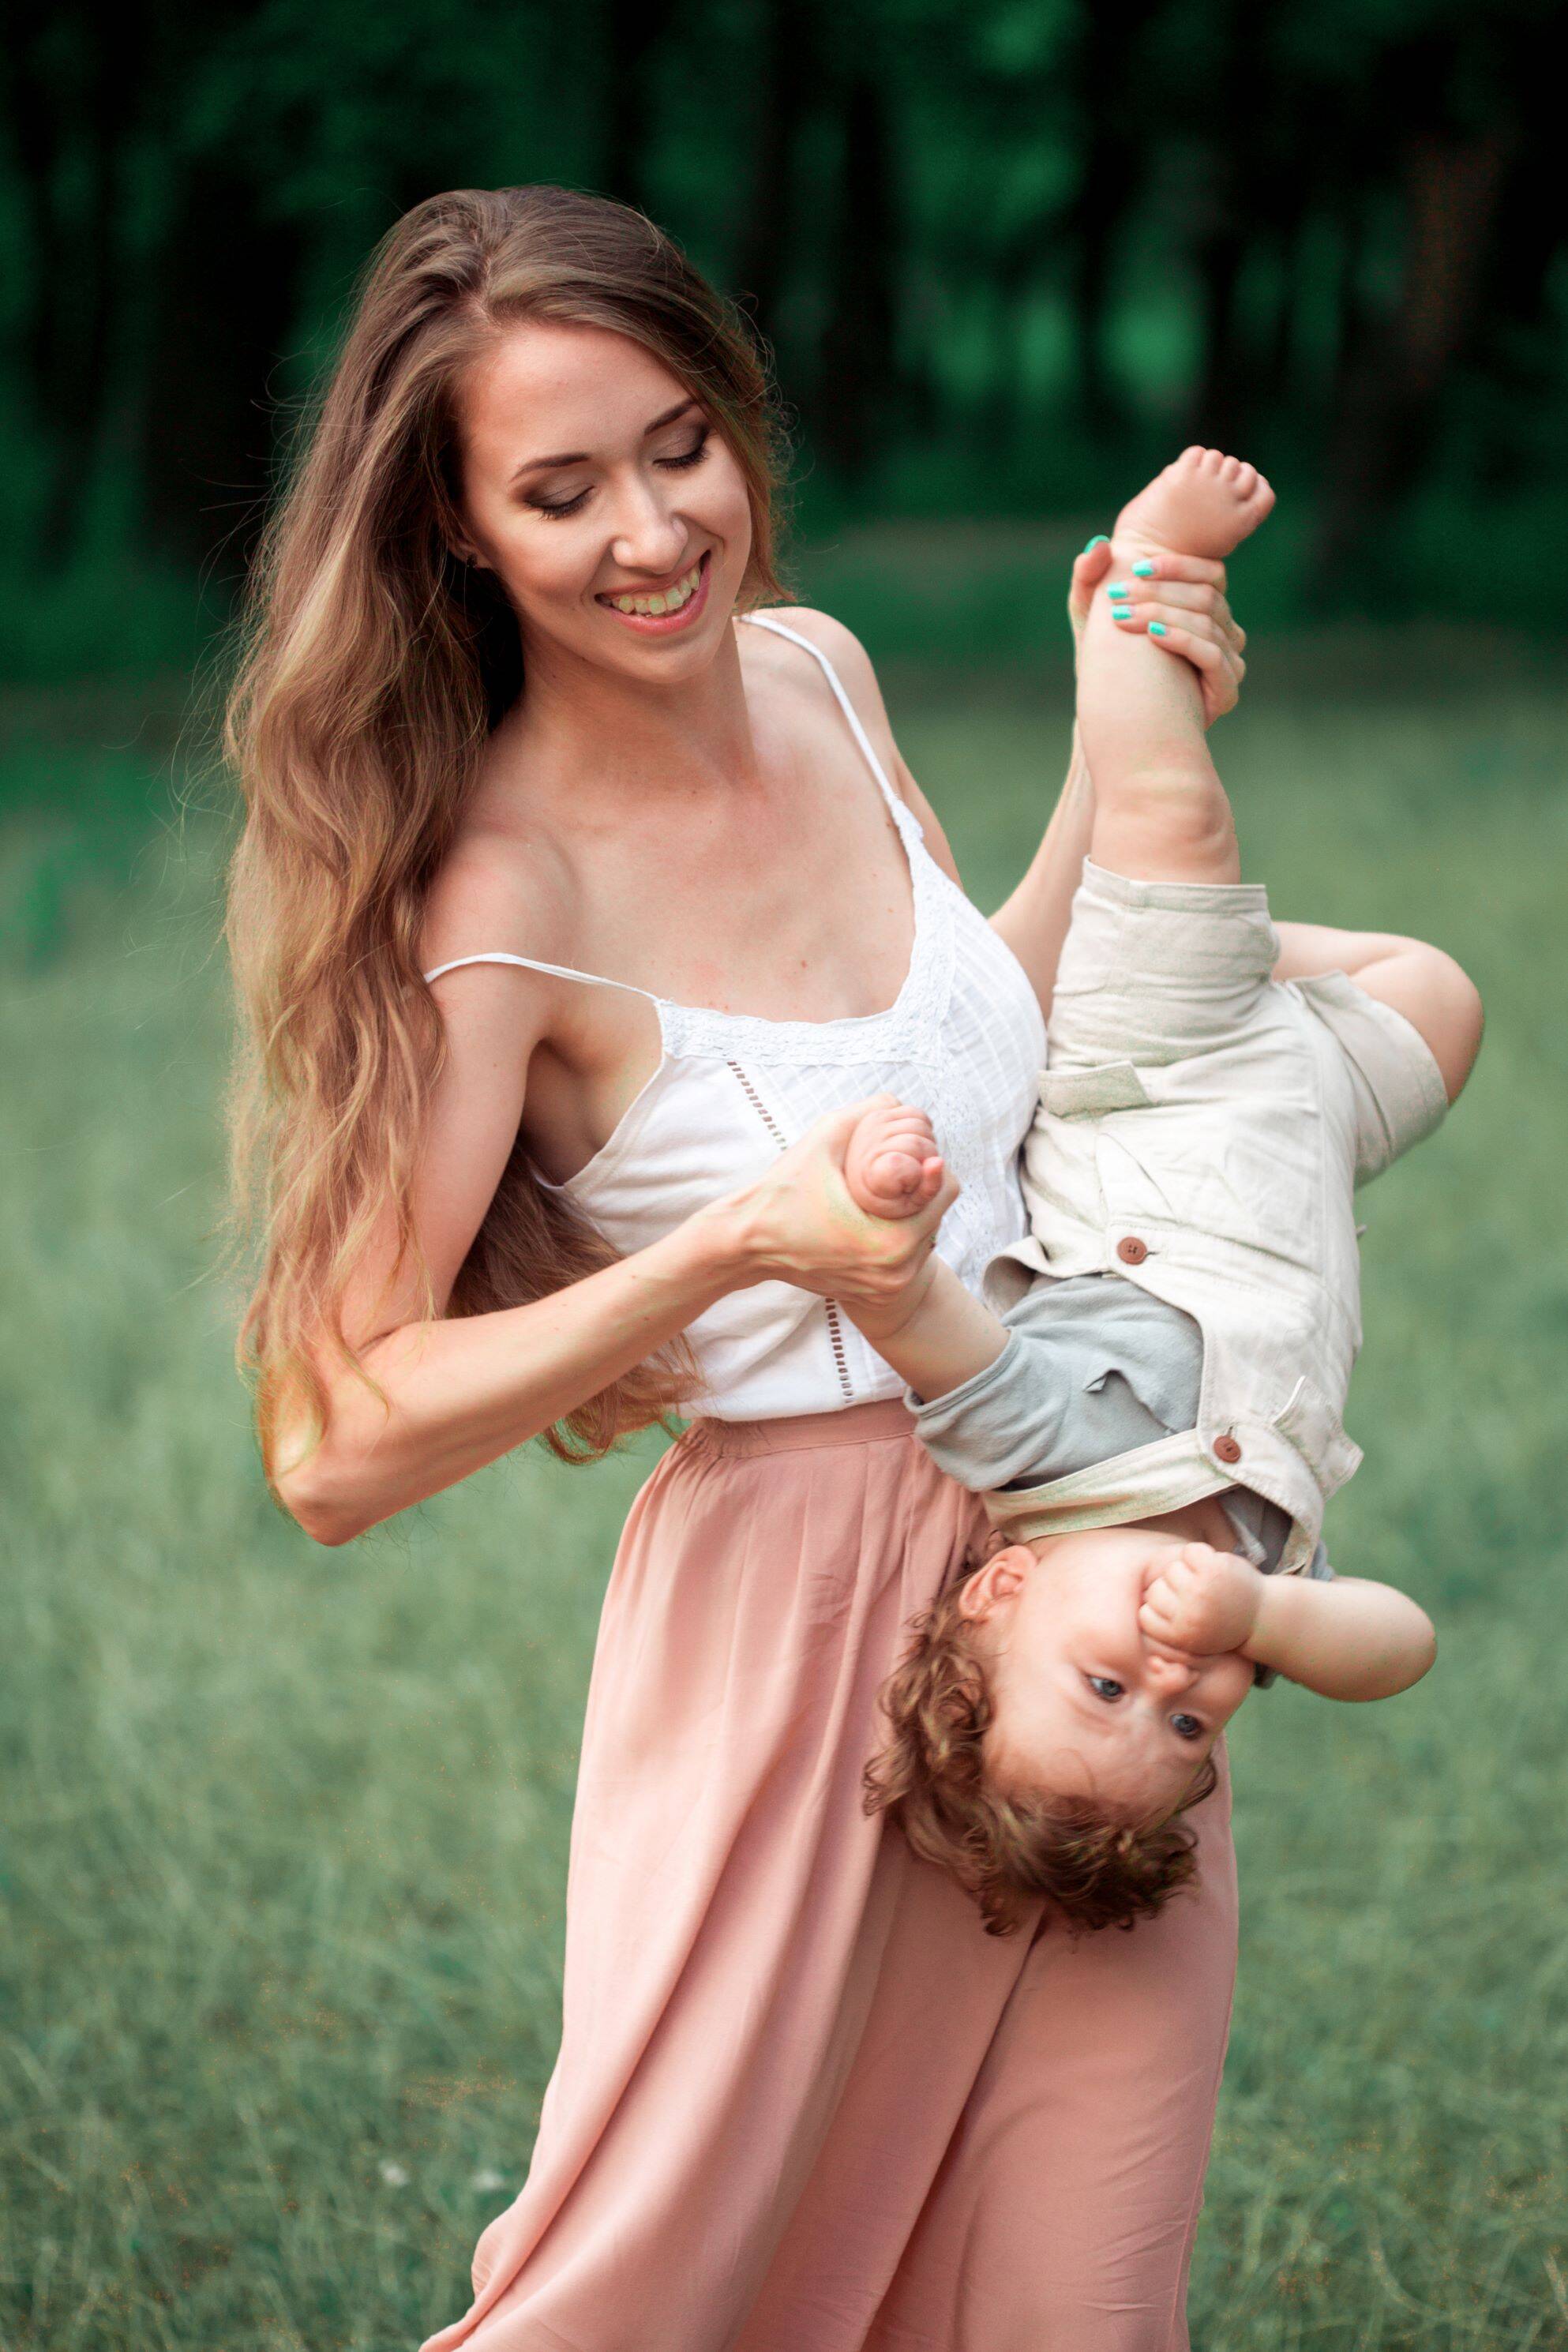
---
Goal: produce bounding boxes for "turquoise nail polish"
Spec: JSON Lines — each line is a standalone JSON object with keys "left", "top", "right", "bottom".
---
{"left": 1106, "top": 583, "right": 1131, "bottom": 599}
{"left": 1148, "top": 621, "right": 1168, "bottom": 637}
{"left": 1082, "top": 534, "right": 1110, "bottom": 552}
{"left": 1131, "top": 558, "right": 1156, "bottom": 578}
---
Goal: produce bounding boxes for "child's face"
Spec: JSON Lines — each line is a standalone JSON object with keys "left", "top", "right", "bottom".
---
{"left": 959, "top": 1529, "right": 1256, "bottom": 1821}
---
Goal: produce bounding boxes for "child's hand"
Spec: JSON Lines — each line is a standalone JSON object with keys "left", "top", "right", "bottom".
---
{"left": 712, "top": 1095, "right": 958, "bottom": 1310}
{"left": 843, "top": 1097, "right": 947, "bottom": 1221}
{"left": 1138, "top": 1544, "right": 1263, "bottom": 1656}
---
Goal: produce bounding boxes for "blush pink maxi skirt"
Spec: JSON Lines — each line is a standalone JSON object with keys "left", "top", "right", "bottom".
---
{"left": 420, "top": 1398, "right": 1239, "bottom": 2352}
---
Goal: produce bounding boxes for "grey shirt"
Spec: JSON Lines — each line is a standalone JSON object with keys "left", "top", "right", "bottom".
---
{"left": 908, "top": 1273, "right": 1331, "bottom": 1683}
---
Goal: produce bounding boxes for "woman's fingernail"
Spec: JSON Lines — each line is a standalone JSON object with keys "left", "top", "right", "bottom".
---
{"left": 1131, "top": 558, "right": 1156, "bottom": 578}
{"left": 1082, "top": 534, "right": 1110, "bottom": 553}
{"left": 1148, "top": 621, "right": 1168, "bottom": 637}
{"left": 1106, "top": 583, "right": 1131, "bottom": 599}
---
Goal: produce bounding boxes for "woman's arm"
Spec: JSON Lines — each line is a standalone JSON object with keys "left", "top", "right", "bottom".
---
{"left": 280, "top": 1217, "right": 749, "bottom": 1546}
{"left": 987, "top": 728, "right": 1097, "bottom": 1016}
{"left": 278, "top": 1056, "right": 951, "bottom": 1547}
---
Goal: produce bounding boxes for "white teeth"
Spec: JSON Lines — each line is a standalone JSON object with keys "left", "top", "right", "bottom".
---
{"left": 606, "top": 558, "right": 702, "bottom": 618}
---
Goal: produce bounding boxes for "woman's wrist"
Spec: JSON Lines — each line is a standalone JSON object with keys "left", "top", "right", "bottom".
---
{"left": 672, "top": 1191, "right": 770, "bottom": 1297}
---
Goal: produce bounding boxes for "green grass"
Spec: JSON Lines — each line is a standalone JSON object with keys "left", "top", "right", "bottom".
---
{"left": 2, "top": 630, "right": 1566, "bottom": 2349}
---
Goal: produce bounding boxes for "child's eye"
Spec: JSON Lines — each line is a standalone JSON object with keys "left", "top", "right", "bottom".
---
{"left": 1169, "top": 1712, "right": 1204, "bottom": 1741}
{"left": 1086, "top": 1675, "right": 1124, "bottom": 1702}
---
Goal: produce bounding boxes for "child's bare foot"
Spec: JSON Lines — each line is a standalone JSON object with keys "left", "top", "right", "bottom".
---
{"left": 1116, "top": 445, "right": 1274, "bottom": 565}
{"left": 844, "top": 1097, "right": 946, "bottom": 1221}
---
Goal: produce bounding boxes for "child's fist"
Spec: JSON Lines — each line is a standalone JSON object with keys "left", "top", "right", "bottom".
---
{"left": 1138, "top": 1543, "right": 1262, "bottom": 1656}
{"left": 843, "top": 1096, "right": 946, "bottom": 1221}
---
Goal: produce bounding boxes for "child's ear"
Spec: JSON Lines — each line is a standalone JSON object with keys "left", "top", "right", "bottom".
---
{"left": 957, "top": 1545, "right": 1033, "bottom": 1620}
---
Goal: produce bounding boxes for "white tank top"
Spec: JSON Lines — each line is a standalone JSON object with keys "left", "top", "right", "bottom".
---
{"left": 423, "top": 613, "right": 1046, "bottom": 1421}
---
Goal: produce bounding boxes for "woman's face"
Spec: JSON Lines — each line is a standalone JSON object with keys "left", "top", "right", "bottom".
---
{"left": 449, "top": 319, "right": 755, "bottom": 683}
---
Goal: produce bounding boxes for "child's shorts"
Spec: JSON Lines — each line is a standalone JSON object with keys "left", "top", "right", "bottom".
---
{"left": 1043, "top": 859, "right": 1450, "bottom": 1194}
{"left": 1006, "top": 858, "right": 1452, "bottom": 1540}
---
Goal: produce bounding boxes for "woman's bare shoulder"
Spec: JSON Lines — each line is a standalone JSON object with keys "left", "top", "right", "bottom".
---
{"left": 747, "top": 603, "right": 906, "bottom": 771}
{"left": 751, "top": 606, "right": 963, "bottom": 887}
{"left": 418, "top": 812, "right": 576, "bottom": 988}
{"left": 752, "top": 604, "right": 885, "bottom": 700}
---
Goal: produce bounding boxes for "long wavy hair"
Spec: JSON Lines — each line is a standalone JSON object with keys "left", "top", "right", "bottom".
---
{"left": 223, "top": 186, "right": 789, "bottom": 1487}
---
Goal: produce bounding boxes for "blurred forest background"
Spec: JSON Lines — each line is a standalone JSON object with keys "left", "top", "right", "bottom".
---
{"left": 3, "top": 0, "right": 1567, "bottom": 685}
{"left": 5, "top": 8, "right": 1568, "bottom": 2349}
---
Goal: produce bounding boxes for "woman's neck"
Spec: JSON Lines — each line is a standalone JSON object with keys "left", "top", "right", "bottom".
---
{"left": 491, "top": 615, "right": 763, "bottom": 821}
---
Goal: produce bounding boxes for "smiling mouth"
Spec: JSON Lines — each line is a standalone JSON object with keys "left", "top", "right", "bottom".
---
{"left": 595, "top": 550, "right": 711, "bottom": 631}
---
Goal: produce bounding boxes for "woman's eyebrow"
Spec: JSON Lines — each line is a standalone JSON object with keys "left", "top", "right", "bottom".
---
{"left": 509, "top": 399, "right": 700, "bottom": 484}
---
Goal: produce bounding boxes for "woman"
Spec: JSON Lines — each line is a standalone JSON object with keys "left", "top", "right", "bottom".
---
{"left": 225, "top": 186, "right": 1248, "bottom": 2350}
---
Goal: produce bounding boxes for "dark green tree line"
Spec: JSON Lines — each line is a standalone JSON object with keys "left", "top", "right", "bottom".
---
{"left": 2, "top": 0, "right": 1563, "bottom": 605}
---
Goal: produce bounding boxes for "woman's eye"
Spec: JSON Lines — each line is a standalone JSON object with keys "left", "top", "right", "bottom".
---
{"left": 656, "top": 427, "right": 710, "bottom": 472}
{"left": 1087, "top": 1676, "right": 1124, "bottom": 1702}
{"left": 1170, "top": 1712, "right": 1204, "bottom": 1741}
{"left": 529, "top": 486, "right": 591, "bottom": 521}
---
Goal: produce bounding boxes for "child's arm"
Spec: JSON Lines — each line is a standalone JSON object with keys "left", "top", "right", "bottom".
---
{"left": 1139, "top": 1543, "right": 1436, "bottom": 1701}
{"left": 836, "top": 1097, "right": 1011, "bottom": 1398}
{"left": 844, "top": 1257, "right": 1011, "bottom": 1403}
{"left": 1243, "top": 1570, "right": 1436, "bottom": 1700}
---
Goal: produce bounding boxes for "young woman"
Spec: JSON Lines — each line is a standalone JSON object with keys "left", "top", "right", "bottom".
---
{"left": 226, "top": 186, "right": 1250, "bottom": 2351}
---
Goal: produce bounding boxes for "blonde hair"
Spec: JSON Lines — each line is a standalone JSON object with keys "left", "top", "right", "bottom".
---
{"left": 222, "top": 186, "right": 789, "bottom": 1487}
{"left": 863, "top": 1559, "right": 1217, "bottom": 1936}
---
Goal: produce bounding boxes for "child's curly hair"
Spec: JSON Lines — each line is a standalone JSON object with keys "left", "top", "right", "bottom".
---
{"left": 862, "top": 1549, "right": 1217, "bottom": 1937}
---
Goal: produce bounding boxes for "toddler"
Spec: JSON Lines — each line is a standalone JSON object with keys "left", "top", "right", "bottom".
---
{"left": 838, "top": 448, "right": 1484, "bottom": 1935}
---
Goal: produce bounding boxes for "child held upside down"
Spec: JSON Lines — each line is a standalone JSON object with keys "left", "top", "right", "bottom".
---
{"left": 838, "top": 448, "right": 1484, "bottom": 1937}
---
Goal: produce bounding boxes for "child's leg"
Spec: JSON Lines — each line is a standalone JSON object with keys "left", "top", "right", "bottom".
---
{"left": 1078, "top": 448, "right": 1274, "bottom": 887}
{"left": 1274, "top": 921, "right": 1484, "bottom": 1105}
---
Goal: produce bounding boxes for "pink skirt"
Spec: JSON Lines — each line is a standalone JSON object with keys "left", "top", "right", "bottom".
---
{"left": 421, "top": 1400, "right": 1238, "bottom": 2352}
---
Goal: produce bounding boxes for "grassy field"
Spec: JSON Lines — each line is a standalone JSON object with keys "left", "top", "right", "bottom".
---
{"left": 2, "top": 628, "right": 1566, "bottom": 2350}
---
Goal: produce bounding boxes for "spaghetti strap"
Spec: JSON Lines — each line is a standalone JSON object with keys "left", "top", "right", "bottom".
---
{"left": 426, "top": 610, "right": 921, "bottom": 998}
{"left": 422, "top": 949, "right": 659, "bottom": 997}
{"left": 737, "top": 611, "right": 908, "bottom": 821}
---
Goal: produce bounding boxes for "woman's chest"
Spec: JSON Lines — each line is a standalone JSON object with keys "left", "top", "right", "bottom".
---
{"left": 558, "top": 780, "right": 918, "bottom": 1026}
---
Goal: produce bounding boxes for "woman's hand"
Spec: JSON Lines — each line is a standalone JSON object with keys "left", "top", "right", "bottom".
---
{"left": 1067, "top": 538, "right": 1247, "bottom": 726}
{"left": 701, "top": 1097, "right": 958, "bottom": 1312}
